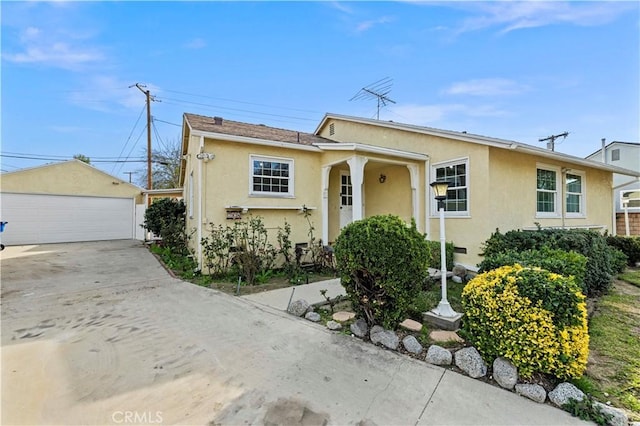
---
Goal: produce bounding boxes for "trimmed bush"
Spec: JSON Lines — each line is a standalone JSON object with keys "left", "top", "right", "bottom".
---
{"left": 143, "top": 198, "right": 191, "bottom": 255}
{"left": 606, "top": 235, "right": 640, "bottom": 267}
{"left": 334, "top": 215, "right": 430, "bottom": 328}
{"left": 425, "top": 240, "right": 455, "bottom": 271}
{"left": 462, "top": 264, "right": 589, "bottom": 380}
{"left": 478, "top": 247, "right": 588, "bottom": 292}
{"left": 480, "top": 228, "right": 619, "bottom": 296}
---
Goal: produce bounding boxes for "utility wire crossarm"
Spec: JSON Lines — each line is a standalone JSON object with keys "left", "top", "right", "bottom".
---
{"left": 130, "top": 83, "right": 160, "bottom": 189}
{"left": 539, "top": 131, "right": 569, "bottom": 152}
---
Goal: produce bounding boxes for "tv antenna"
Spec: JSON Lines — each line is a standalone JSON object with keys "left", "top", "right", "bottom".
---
{"left": 539, "top": 131, "right": 569, "bottom": 152}
{"left": 350, "top": 77, "right": 396, "bottom": 120}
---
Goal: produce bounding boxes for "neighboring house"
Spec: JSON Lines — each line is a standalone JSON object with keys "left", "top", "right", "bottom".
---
{"left": 144, "top": 188, "right": 184, "bottom": 206}
{"left": 586, "top": 141, "right": 640, "bottom": 236}
{"left": 180, "top": 113, "right": 640, "bottom": 271}
{"left": 1, "top": 160, "right": 145, "bottom": 245}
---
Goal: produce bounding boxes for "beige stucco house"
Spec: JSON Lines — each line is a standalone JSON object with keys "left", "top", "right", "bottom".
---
{"left": 180, "top": 113, "right": 640, "bottom": 271}
{"left": 1, "top": 160, "right": 145, "bottom": 244}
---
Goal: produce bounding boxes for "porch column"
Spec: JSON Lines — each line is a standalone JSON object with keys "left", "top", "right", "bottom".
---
{"left": 347, "top": 156, "right": 368, "bottom": 221}
{"left": 321, "top": 165, "right": 331, "bottom": 244}
{"left": 407, "top": 164, "right": 419, "bottom": 230}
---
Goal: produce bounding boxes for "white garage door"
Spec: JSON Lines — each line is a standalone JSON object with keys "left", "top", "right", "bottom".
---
{"left": 0, "top": 193, "right": 135, "bottom": 245}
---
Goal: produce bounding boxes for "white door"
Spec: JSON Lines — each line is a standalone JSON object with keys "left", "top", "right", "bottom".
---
{"left": 0, "top": 193, "right": 135, "bottom": 245}
{"left": 339, "top": 172, "right": 353, "bottom": 229}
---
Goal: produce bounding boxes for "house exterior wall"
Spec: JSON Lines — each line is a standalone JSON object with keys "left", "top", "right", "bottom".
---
{"left": 186, "top": 136, "right": 324, "bottom": 257}
{"left": 1, "top": 160, "right": 143, "bottom": 202}
{"left": 586, "top": 143, "right": 640, "bottom": 212}
{"left": 318, "top": 118, "right": 615, "bottom": 269}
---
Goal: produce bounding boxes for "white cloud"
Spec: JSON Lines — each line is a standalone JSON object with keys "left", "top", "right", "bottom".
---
{"left": 389, "top": 102, "right": 509, "bottom": 126}
{"left": 356, "top": 16, "right": 394, "bottom": 33}
{"left": 429, "top": 1, "right": 636, "bottom": 35}
{"left": 68, "top": 76, "right": 159, "bottom": 112}
{"left": 3, "top": 26, "right": 104, "bottom": 71}
{"left": 184, "top": 38, "right": 206, "bottom": 50}
{"left": 444, "top": 78, "right": 529, "bottom": 96}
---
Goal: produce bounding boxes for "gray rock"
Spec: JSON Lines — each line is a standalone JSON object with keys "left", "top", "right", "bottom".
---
{"left": 452, "top": 265, "right": 467, "bottom": 278}
{"left": 350, "top": 319, "right": 369, "bottom": 338}
{"left": 452, "top": 275, "right": 463, "bottom": 283}
{"left": 304, "top": 311, "right": 321, "bottom": 322}
{"left": 369, "top": 325, "right": 399, "bottom": 350}
{"left": 593, "top": 402, "right": 628, "bottom": 426}
{"left": 326, "top": 320, "right": 342, "bottom": 331}
{"left": 548, "top": 382, "right": 585, "bottom": 407}
{"left": 287, "top": 299, "right": 310, "bottom": 317}
{"left": 515, "top": 384, "right": 547, "bottom": 404}
{"left": 493, "top": 357, "right": 518, "bottom": 390}
{"left": 454, "top": 347, "right": 487, "bottom": 378}
{"left": 425, "top": 345, "right": 452, "bottom": 366}
{"left": 402, "top": 335, "right": 423, "bottom": 354}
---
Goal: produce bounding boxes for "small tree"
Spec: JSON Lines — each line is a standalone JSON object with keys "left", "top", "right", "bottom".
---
{"left": 334, "top": 215, "right": 430, "bottom": 328}
{"left": 73, "top": 154, "right": 91, "bottom": 164}
{"left": 143, "top": 198, "right": 190, "bottom": 255}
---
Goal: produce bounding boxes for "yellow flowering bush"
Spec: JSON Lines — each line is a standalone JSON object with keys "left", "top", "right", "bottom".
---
{"left": 462, "top": 264, "right": 589, "bottom": 379}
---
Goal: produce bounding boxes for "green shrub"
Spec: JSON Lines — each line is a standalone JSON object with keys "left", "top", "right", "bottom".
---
{"left": 462, "top": 264, "right": 589, "bottom": 379}
{"left": 608, "top": 248, "right": 628, "bottom": 274}
{"left": 334, "top": 215, "right": 430, "bottom": 328}
{"left": 425, "top": 240, "right": 455, "bottom": 271}
{"left": 480, "top": 228, "right": 618, "bottom": 296}
{"left": 478, "top": 247, "right": 588, "bottom": 292}
{"left": 143, "top": 198, "right": 192, "bottom": 255}
{"left": 606, "top": 235, "right": 640, "bottom": 266}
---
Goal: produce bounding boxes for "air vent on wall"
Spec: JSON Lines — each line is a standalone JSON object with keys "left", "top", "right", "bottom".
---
{"left": 329, "top": 123, "right": 335, "bottom": 136}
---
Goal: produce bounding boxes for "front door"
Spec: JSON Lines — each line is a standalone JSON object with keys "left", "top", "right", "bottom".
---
{"left": 340, "top": 172, "right": 353, "bottom": 229}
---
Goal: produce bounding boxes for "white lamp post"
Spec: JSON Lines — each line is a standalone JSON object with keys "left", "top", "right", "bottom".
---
{"left": 430, "top": 181, "right": 458, "bottom": 318}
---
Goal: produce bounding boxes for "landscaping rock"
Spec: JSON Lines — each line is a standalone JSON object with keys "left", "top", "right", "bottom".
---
{"left": 399, "top": 319, "right": 422, "bottom": 332}
{"left": 452, "top": 264, "right": 467, "bottom": 277}
{"left": 492, "top": 357, "right": 518, "bottom": 390}
{"left": 425, "top": 345, "right": 452, "bottom": 366}
{"left": 548, "top": 382, "right": 585, "bottom": 407}
{"left": 287, "top": 299, "right": 310, "bottom": 317}
{"left": 515, "top": 384, "right": 546, "bottom": 404}
{"left": 304, "top": 312, "right": 321, "bottom": 322}
{"left": 326, "top": 321, "right": 342, "bottom": 331}
{"left": 454, "top": 347, "right": 487, "bottom": 378}
{"left": 350, "top": 319, "right": 368, "bottom": 338}
{"left": 452, "top": 275, "right": 463, "bottom": 283}
{"left": 402, "top": 335, "right": 423, "bottom": 354}
{"left": 369, "top": 326, "right": 399, "bottom": 350}
{"left": 429, "top": 330, "right": 464, "bottom": 343}
{"left": 332, "top": 311, "right": 356, "bottom": 322}
{"left": 593, "top": 402, "right": 628, "bottom": 426}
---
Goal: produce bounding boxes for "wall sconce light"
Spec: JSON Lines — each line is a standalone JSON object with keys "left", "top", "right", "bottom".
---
{"left": 379, "top": 174, "right": 387, "bottom": 184}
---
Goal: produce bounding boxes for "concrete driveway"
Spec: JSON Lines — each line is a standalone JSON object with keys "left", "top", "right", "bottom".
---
{"left": 1, "top": 241, "right": 587, "bottom": 425}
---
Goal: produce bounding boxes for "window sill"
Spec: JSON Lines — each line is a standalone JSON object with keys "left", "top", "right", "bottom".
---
{"left": 226, "top": 205, "right": 316, "bottom": 214}
{"left": 249, "top": 194, "right": 295, "bottom": 199}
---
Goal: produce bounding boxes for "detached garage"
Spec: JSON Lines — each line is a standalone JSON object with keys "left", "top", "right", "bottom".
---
{"left": 1, "top": 160, "right": 144, "bottom": 245}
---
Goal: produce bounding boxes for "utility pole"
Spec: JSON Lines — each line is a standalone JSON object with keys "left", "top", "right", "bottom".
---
{"left": 131, "top": 83, "right": 157, "bottom": 189}
{"left": 539, "top": 132, "right": 569, "bottom": 151}
{"left": 124, "top": 171, "right": 134, "bottom": 183}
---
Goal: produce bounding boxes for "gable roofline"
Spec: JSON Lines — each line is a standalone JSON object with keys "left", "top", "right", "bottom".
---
{"left": 316, "top": 113, "right": 640, "bottom": 178}
{"left": 585, "top": 141, "right": 640, "bottom": 159}
{"left": 1, "top": 159, "right": 145, "bottom": 190}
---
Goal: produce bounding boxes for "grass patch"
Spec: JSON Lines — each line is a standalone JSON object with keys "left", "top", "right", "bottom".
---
{"left": 618, "top": 269, "right": 640, "bottom": 288}
{"left": 580, "top": 275, "right": 640, "bottom": 420}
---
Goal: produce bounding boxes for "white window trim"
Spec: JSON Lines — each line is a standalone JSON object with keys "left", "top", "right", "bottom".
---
{"left": 565, "top": 170, "right": 586, "bottom": 218}
{"left": 249, "top": 154, "right": 295, "bottom": 198}
{"left": 620, "top": 189, "right": 640, "bottom": 211}
{"left": 536, "top": 163, "right": 560, "bottom": 218}
{"left": 430, "top": 157, "right": 470, "bottom": 218}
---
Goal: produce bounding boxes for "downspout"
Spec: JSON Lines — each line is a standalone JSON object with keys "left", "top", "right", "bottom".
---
{"left": 197, "top": 135, "right": 204, "bottom": 269}
{"left": 601, "top": 138, "right": 606, "bottom": 164}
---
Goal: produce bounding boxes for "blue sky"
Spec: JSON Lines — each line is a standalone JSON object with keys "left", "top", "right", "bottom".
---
{"left": 2, "top": 1, "right": 639, "bottom": 182}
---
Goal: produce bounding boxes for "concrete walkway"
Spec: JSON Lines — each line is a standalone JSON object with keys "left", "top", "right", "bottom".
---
{"left": 241, "top": 278, "right": 346, "bottom": 310}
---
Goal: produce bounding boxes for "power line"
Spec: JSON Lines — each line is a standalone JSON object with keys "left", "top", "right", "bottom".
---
{"left": 0, "top": 154, "right": 148, "bottom": 163}
{"left": 111, "top": 103, "right": 147, "bottom": 175}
